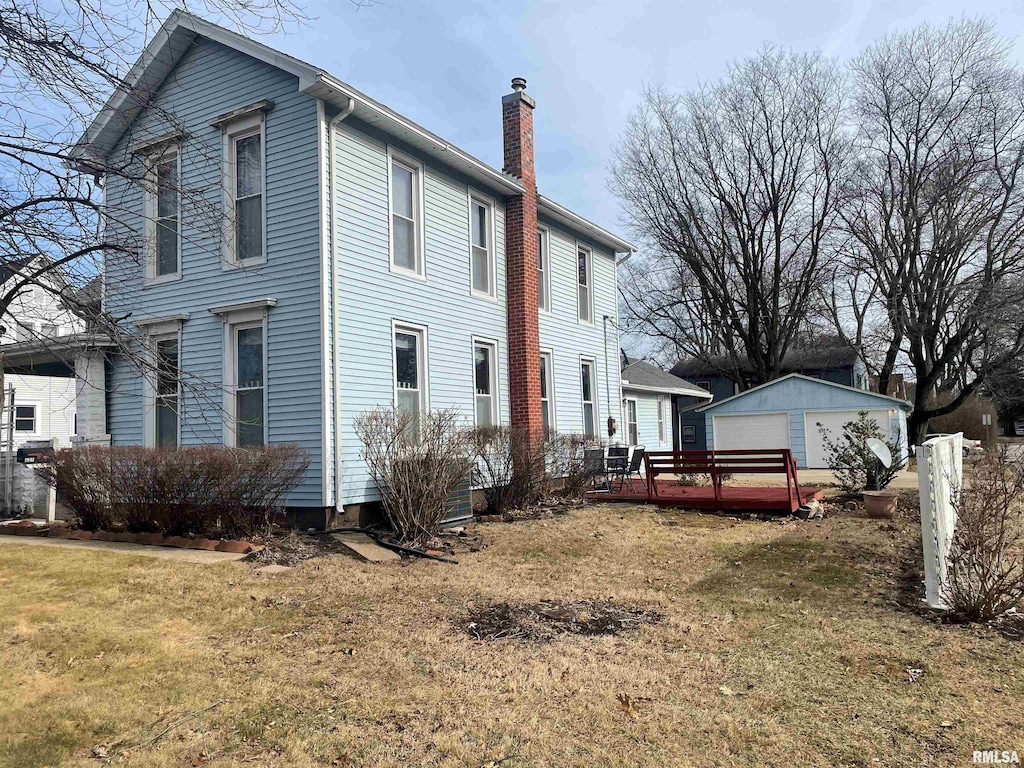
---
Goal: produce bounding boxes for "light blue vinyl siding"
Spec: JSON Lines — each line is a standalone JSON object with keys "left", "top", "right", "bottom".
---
{"left": 333, "top": 120, "right": 511, "bottom": 504}
{"left": 701, "top": 376, "right": 910, "bottom": 467}
{"left": 103, "top": 37, "right": 325, "bottom": 505}
{"left": 621, "top": 389, "right": 671, "bottom": 450}
{"left": 538, "top": 222, "right": 620, "bottom": 441}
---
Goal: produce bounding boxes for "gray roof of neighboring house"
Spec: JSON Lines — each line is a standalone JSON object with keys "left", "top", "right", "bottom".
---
{"left": 621, "top": 361, "right": 712, "bottom": 398}
{"left": 671, "top": 346, "right": 860, "bottom": 378}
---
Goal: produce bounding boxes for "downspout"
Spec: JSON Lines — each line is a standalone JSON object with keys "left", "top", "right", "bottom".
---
{"left": 603, "top": 313, "right": 617, "bottom": 440}
{"left": 329, "top": 97, "right": 356, "bottom": 514}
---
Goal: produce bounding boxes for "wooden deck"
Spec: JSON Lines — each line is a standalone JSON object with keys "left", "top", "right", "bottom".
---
{"left": 586, "top": 478, "right": 824, "bottom": 514}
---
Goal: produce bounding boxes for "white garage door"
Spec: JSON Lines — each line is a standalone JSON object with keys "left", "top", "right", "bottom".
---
{"left": 713, "top": 413, "right": 790, "bottom": 452}
{"left": 805, "top": 409, "right": 890, "bottom": 469}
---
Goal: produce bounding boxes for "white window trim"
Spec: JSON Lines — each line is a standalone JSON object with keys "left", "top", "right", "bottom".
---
{"left": 683, "top": 424, "right": 697, "bottom": 444}
{"left": 472, "top": 336, "right": 500, "bottom": 426}
{"left": 468, "top": 189, "right": 497, "bottom": 301}
{"left": 387, "top": 147, "right": 426, "bottom": 280}
{"left": 657, "top": 395, "right": 667, "bottom": 444}
{"left": 220, "top": 111, "right": 267, "bottom": 270}
{"left": 540, "top": 348, "right": 556, "bottom": 432}
{"left": 537, "top": 225, "right": 551, "bottom": 314}
{"left": 143, "top": 144, "right": 182, "bottom": 286}
{"left": 142, "top": 321, "right": 183, "bottom": 449}
{"left": 13, "top": 401, "right": 41, "bottom": 437}
{"left": 580, "top": 355, "right": 599, "bottom": 438}
{"left": 214, "top": 302, "right": 272, "bottom": 447}
{"left": 392, "top": 320, "right": 430, "bottom": 413}
{"left": 577, "top": 242, "right": 594, "bottom": 325}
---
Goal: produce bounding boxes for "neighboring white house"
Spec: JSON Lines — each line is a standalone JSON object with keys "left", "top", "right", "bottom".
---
{"left": 620, "top": 360, "right": 712, "bottom": 451}
{"left": 0, "top": 257, "right": 86, "bottom": 516}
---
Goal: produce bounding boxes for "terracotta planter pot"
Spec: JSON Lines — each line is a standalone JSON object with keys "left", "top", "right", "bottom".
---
{"left": 863, "top": 490, "right": 898, "bottom": 519}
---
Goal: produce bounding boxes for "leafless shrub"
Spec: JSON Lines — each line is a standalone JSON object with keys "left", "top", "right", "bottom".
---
{"left": 546, "top": 433, "right": 600, "bottom": 503}
{"left": 354, "top": 406, "right": 477, "bottom": 545}
{"left": 470, "top": 426, "right": 549, "bottom": 515}
{"left": 944, "top": 448, "right": 1024, "bottom": 621}
{"left": 37, "top": 445, "right": 309, "bottom": 537}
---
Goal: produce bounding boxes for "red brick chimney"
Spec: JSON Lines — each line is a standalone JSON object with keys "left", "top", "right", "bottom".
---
{"left": 502, "top": 77, "right": 544, "bottom": 438}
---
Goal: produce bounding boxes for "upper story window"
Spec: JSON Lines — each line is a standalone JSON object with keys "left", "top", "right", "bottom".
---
{"left": 696, "top": 380, "right": 711, "bottom": 391}
{"left": 389, "top": 151, "right": 424, "bottom": 277}
{"left": 211, "top": 102, "right": 271, "bottom": 268}
{"left": 577, "top": 245, "right": 593, "bottom": 324}
{"left": 537, "top": 227, "right": 550, "bottom": 313}
{"left": 144, "top": 146, "right": 180, "bottom": 283}
{"left": 394, "top": 323, "right": 427, "bottom": 427}
{"left": 470, "top": 195, "right": 496, "bottom": 298}
{"left": 14, "top": 405, "right": 36, "bottom": 433}
{"left": 473, "top": 339, "right": 498, "bottom": 425}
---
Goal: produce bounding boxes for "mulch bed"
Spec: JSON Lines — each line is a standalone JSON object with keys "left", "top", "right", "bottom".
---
{"left": 463, "top": 599, "right": 664, "bottom": 642}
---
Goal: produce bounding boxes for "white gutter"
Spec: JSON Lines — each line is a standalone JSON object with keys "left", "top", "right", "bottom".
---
{"left": 328, "top": 97, "right": 355, "bottom": 514}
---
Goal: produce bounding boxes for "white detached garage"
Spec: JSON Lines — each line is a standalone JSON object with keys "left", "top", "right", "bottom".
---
{"left": 697, "top": 374, "right": 911, "bottom": 468}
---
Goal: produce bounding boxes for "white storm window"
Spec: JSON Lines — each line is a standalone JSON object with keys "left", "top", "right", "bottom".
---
{"left": 394, "top": 324, "right": 427, "bottom": 424}
{"left": 470, "top": 195, "right": 495, "bottom": 298}
{"left": 473, "top": 339, "right": 498, "bottom": 426}
{"left": 14, "top": 405, "right": 36, "bottom": 433}
{"left": 537, "top": 227, "right": 550, "bottom": 312}
{"left": 144, "top": 146, "right": 180, "bottom": 283}
{"left": 540, "top": 351, "right": 555, "bottom": 434}
{"left": 389, "top": 152, "right": 423, "bottom": 276}
{"left": 581, "top": 359, "right": 597, "bottom": 438}
{"left": 577, "top": 244, "right": 593, "bottom": 323}
{"left": 234, "top": 325, "right": 265, "bottom": 447}
{"left": 658, "top": 396, "right": 667, "bottom": 443}
{"left": 154, "top": 335, "right": 180, "bottom": 448}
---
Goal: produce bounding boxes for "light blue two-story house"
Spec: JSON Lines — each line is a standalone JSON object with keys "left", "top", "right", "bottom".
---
{"left": 71, "top": 12, "right": 635, "bottom": 526}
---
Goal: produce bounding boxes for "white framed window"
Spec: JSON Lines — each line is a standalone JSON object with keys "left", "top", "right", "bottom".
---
{"left": 473, "top": 338, "right": 499, "bottom": 426}
{"left": 13, "top": 404, "right": 37, "bottom": 433}
{"left": 537, "top": 226, "right": 551, "bottom": 313}
{"left": 540, "top": 350, "right": 555, "bottom": 434}
{"left": 234, "top": 324, "right": 266, "bottom": 447}
{"left": 220, "top": 112, "right": 266, "bottom": 268}
{"left": 683, "top": 424, "right": 696, "bottom": 444}
{"left": 40, "top": 324, "right": 59, "bottom": 338}
{"left": 394, "top": 321, "right": 428, "bottom": 425}
{"left": 211, "top": 299, "right": 274, "bottom": 447}
{"left": 144, "top": 145, "right": 181, "bottom": 284}
{"left": 143, "top": 331, "right": 181, "bottom": 449}
{"left": 580, "top": 358, "right": 598, "bottom": 438}
{"left": 623, "top": 398, "right": 639, "bottom": 446}
{"left": 577, "top": 244, "right": 593, "bottom": 324}
{"left": 469, "top": 193, "right": 496, "bottom": 298}
{"left": 388, "top": 149, "right": 424, "bottom": 278}
{"left": 658, "top": 396, "right": 667, "bottom": 443}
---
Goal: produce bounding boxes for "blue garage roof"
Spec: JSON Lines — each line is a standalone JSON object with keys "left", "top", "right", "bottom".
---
{"left": 696, "top": 373, "right": 912, "bottom": 413}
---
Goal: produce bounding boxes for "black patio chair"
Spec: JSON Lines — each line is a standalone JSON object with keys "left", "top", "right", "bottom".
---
{"left": 611, "top": 446, "right": 645, "bottom": 492}
{"left": 584, "top": 448, "right": 608, "bottom": 491}
{"left": 607, "top": 445, "right": 629, "bottom": 474}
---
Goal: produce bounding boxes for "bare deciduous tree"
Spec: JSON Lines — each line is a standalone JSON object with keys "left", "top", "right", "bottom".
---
{"left": 612, "top": 48, "right": 849, "bottom": 385}
{"left": 845, "top": 18, "right": 1024, "bottom": 442}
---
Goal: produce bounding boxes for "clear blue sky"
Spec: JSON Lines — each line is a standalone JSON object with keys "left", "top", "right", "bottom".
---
{"left": 255, "top": 0, "right": 1024, "bottom": 240}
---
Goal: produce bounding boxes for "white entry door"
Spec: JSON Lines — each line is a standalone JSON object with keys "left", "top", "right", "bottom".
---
{"left": 805, "top": 409, "right": 890, "bottom": 468}
{"left": 712, "top": 413, "right": 790, "bottom": 452}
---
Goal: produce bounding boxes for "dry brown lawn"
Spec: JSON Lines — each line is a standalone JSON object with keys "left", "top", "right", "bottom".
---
{"left": 1, "top": 504, "right": 1021, "bottom": 768}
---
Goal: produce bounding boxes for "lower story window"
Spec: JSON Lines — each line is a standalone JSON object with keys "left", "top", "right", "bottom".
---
{"left": 473, "top": 339, "right": 498, "bottom": 426}
{"left": 581, "top": 359, "right": 597, "bottom": 438}
{"left": 540, "top": 352, "right": 554, "bottom": 433}
{"left": 657, "top": 396, "right": 667, "bottom": 443}
{"left": 235, "top": 325, "right": 265, "bottom": 447}
{"left": 624, "top": 398, "right": 638, "bottom": 446}
{"left": 683, "top": 424, "right": 696, "bottom": 444}
{"left": 155, "top": 336, "right": 179, "bottom": 448}
{"left": 395, "top": 323, "right": 427, "bottom": 429}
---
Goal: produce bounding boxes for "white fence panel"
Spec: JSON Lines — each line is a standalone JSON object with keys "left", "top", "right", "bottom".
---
{"left": 916, "top": 433, "right": 963, "bottom": 609}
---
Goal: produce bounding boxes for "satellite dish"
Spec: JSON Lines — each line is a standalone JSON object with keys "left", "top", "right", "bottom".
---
{"left": 866, "top": 438, "right": 892, "bottom": 468}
